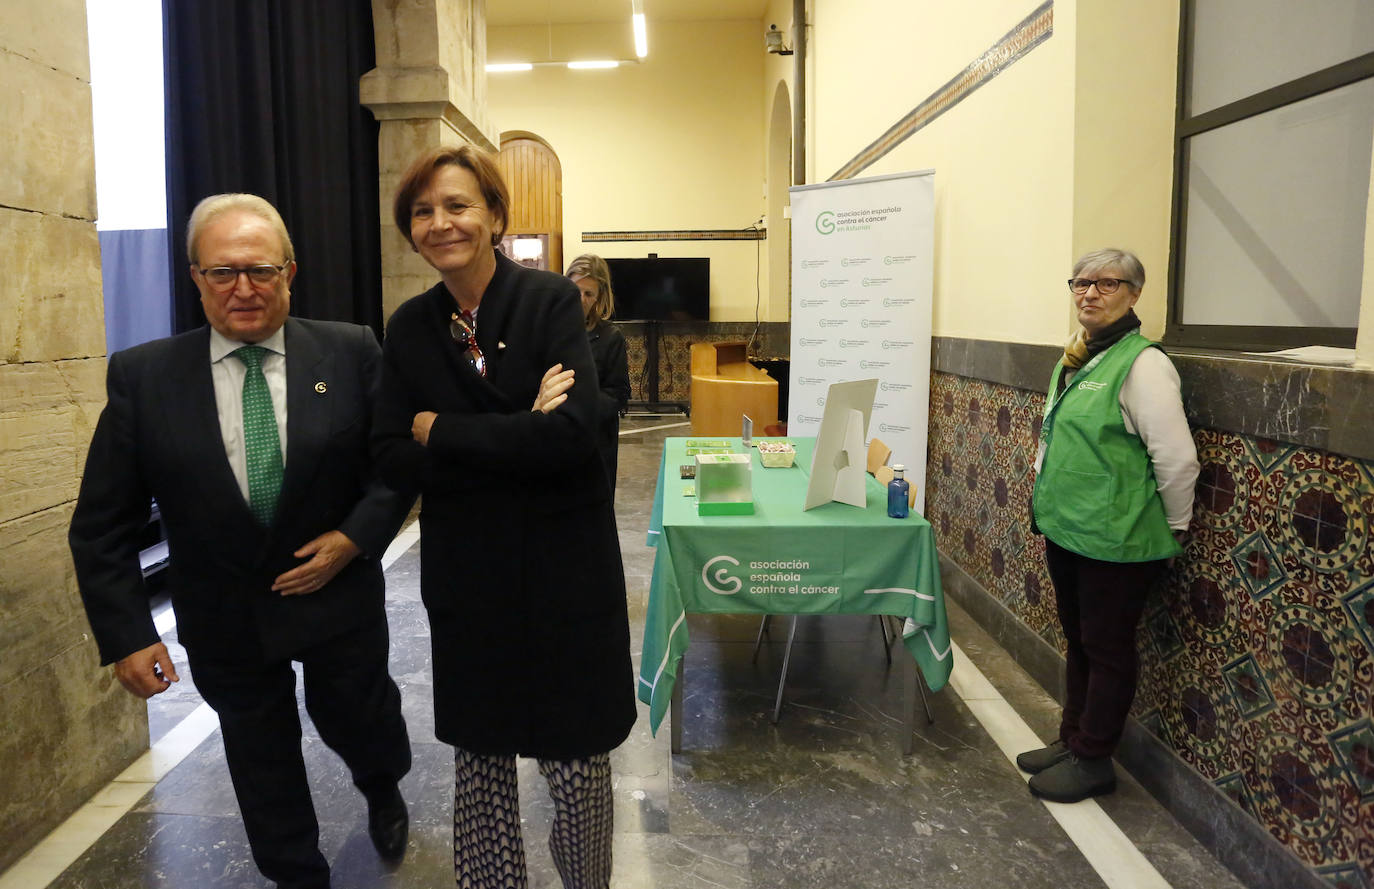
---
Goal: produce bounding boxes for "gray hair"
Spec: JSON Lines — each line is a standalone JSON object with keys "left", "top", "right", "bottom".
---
{"left": 1072, "top": 248, "right": 1144, "bottom": 290}
{"left": 186, "top": 193, "right": 295, "bottom": 265}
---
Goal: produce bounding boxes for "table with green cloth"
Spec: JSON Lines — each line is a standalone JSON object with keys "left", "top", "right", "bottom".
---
{"left": 638, "top": 436, "right": 953, "bottom": 753}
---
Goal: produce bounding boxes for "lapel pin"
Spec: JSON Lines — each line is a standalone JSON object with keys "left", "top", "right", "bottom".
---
{"left": 498, "top": 341, "right": 507, "bottom": 350}
{"left": 314, "top": 381, "right": 327, "bottom": 394}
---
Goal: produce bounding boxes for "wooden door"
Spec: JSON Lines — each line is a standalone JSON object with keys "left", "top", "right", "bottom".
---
{"left": 498, "top": 132, "right": 563, "bottom": 273}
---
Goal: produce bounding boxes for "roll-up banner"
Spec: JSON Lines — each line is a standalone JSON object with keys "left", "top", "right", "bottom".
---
{"left": 788, "top": 170, "right": 935, "bottom": 513}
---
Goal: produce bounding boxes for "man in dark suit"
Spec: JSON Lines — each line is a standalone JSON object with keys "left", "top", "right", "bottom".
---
{"left": 69, "top": 194, "right": 413, "bottom": 889}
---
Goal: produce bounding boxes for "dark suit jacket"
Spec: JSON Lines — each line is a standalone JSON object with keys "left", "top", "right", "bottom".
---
{"left": 70, "top": 318, "right": 412, "bottom": 664}
{"left": 587, "top": 320, "right": 629, "bottom": 490}
{"left": 372, "top": 253, "right": 635, "bottom": 759}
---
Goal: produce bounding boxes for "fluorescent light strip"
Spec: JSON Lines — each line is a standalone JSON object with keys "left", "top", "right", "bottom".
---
{"left": 633, "top": 13, "right": 648, "bottom": 58}
{"left": 486, "top": 60, "right": 634, "bottom": 72}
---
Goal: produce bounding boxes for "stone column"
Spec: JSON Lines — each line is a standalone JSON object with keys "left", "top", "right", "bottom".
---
{"left": 362, "top": 0, "right": 499, "bottom": 320}
{"left": 0, "top": 0, "right": 147, "bottom": 871}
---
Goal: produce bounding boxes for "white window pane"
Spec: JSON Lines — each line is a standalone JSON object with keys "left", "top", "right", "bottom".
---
{"left": 1189, "top": 0, "right": 1374, "bottom": 115}
{"left": 1181, "top": 78, "right": 1373, "bottom": 329}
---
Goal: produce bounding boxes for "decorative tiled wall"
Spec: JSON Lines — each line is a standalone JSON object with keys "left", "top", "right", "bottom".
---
{"left": 620, "top": 322, "right": 790, "bottom": 405}
{"left": 925, "top": 371, "right": 1374, "bottom": 887}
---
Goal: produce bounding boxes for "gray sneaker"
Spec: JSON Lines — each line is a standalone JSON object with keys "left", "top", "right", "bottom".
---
{"left": 1027, "top": 754, "right": 1116, "bottom": 803}
{"left": 1015, "top": 739, "right": 1070, "bottom": 774}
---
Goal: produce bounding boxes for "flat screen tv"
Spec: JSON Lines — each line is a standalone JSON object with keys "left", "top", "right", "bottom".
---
{"left": 605, "top": 256, "right": 710, "bottom": 321}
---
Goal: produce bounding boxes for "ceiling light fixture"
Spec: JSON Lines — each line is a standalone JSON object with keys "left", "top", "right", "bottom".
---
{"left": 485, "top": 59, "right": 641, "bottom": 73}
{"left": 631, "top": 0, "right": 647, "bottom": 58}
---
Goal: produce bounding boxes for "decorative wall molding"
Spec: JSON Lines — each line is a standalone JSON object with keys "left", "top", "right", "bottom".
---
{"left": 829, "top": 0, "right": 1054, "bottom": 181}
{"left": 583, "top": 229, "right": 765, "bottom": 242}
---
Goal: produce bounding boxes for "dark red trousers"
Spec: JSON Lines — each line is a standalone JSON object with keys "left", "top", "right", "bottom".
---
{"left": 1044, "top": 539, "right": 1168, "bottom": 759}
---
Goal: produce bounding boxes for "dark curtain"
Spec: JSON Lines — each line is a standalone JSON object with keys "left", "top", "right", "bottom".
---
{"left": 163, "top": 0, "right": 382, "bottom": 335}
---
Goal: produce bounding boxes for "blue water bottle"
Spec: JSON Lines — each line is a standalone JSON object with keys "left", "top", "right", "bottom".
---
{"left": 887, "top": 464, "right": 910, "bottom": 519}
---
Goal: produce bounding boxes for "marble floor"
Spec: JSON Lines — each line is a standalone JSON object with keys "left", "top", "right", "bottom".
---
{"left": 5, "top": 417, "right": 1250, "bottom": 889}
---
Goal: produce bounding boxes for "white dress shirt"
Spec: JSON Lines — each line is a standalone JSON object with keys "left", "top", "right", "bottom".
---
{"left": 209, "top": 326, "right": 288, "bottom": 505}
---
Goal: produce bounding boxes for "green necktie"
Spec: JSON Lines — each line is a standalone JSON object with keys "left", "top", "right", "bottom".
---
{"left": 232, "top": 345, "right": 283, "bottom": 525}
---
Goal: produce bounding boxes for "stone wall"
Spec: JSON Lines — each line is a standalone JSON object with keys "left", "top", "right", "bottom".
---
{"left": 0, "top": 0, "right": 147, "bottom": 871}
{"left": 363, "top": 0, "right": 497, "bottom": 321}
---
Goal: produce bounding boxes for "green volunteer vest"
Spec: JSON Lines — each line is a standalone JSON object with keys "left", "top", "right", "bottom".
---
{"left": 1032, "top": 332, "right": 1181, "bottom": 563}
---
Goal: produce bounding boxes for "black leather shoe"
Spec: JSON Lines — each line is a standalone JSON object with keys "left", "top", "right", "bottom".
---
{"left": 1016, "top": 739, "right": 1070, "bottom": 774}
{"left": 366, "top": 785, "right": 408, "bottom": 862}
{"left": 1027, "top": 754, "right": 1116, "bottom": 803}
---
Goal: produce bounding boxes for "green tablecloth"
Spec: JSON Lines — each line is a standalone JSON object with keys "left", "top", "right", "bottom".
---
{"left": 638, "top": 437, "right": 952, "bottom": 735}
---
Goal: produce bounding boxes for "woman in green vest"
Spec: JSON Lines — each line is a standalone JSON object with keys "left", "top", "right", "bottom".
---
{"left": 1019, "top": 248, "right": 1199, "bottom": 803}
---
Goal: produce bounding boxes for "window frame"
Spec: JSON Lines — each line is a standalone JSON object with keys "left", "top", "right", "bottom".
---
{"left": 1165, "top": 1, "right": 1374, "bottom": 351}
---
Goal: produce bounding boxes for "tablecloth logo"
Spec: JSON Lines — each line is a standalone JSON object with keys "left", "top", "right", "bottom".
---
{"left": 702, "top": 555, "right": 743, "bottom": 595}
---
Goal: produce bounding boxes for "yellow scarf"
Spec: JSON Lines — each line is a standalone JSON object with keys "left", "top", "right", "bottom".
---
{"left": 1061, "top": 327, "right": 1090, "bottom": 369}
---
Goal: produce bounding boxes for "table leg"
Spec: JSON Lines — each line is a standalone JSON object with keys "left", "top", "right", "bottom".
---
{"left": 903, "top": 653, "right": 917, "bottom": 755}
{"left": 902, "top": 656, "right": 937, "bottom": 754}
{"left": 751, "top": 614, "right": 771, "bottom": 663}
{"left": 670, "top": 665, "right": 683, "bottom": 754}
{"left": 771, "top": 615, "right": 800, "bottom": 724}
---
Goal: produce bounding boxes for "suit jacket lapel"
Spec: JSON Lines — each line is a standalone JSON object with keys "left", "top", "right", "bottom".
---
{"left": 276, "top": 317, "right": 331, "bottom": 532}
{"left": 426, "top": 281, "right": 516, "bottom": 412}
{"left": 167, "top": 328, "right": 266, "bottom": 543}
{"left": 475, "top": 254, "right": 518, "bottom": 383}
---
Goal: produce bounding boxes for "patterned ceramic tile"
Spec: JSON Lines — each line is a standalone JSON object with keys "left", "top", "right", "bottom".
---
{"left": 1318, "top": 862, "right": 1373, "bottom": 889}
{"left": 926, "top": 370, "right": 1374, "bottom": 884}
{"left": 1326, "top": 719, "right": 1374, "bottom": 802}
{"left": 1214, "top": 771, "right": 1255, "bottom": 818}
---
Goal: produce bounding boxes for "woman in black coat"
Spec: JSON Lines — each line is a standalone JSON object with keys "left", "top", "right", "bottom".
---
{"left": 371, "top": 146, "right": 635, "bottom": 889}
{"left": 566, "top": 254, "right": 630, "bottom": 494}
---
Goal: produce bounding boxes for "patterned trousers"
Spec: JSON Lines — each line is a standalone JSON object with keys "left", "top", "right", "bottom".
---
{"left": 453, "top": 746, "right": 613, "bottom": 889}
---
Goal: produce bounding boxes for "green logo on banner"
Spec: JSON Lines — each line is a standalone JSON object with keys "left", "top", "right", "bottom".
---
{"left": 816, "top": 211, "right": 836, "bottom": 235}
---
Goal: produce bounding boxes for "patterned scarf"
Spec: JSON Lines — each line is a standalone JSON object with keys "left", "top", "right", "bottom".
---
{"left": 1061, "top": 308, "right": 1142, "bottom": 369}
{"left": 1057, "top": 309, "right": 1142, "bottom": 394}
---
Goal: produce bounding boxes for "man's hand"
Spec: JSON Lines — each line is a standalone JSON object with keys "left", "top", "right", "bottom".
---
{"left": 412, "top": 411, "right": 437, "bottom": 446}
{"left": 272, "top": 530, "right": 362, "bottom": 596}
{"left": 532, "top": 364, "right": 575, "bottom": 413}
{"left": 114, "top": 642, "right": 179, "bottom": 698}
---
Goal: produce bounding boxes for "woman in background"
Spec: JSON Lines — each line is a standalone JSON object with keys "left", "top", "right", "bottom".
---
{"left": 372, "top": 146, "right": 635, "bottom": 888}
{"left": 566, "top": 254, "right": 630, "bottom": 494}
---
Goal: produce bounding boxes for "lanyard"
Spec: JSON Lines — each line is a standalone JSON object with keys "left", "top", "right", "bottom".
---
{"left": 1040, "top": 347, "right": 1112, "bottom": 440}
